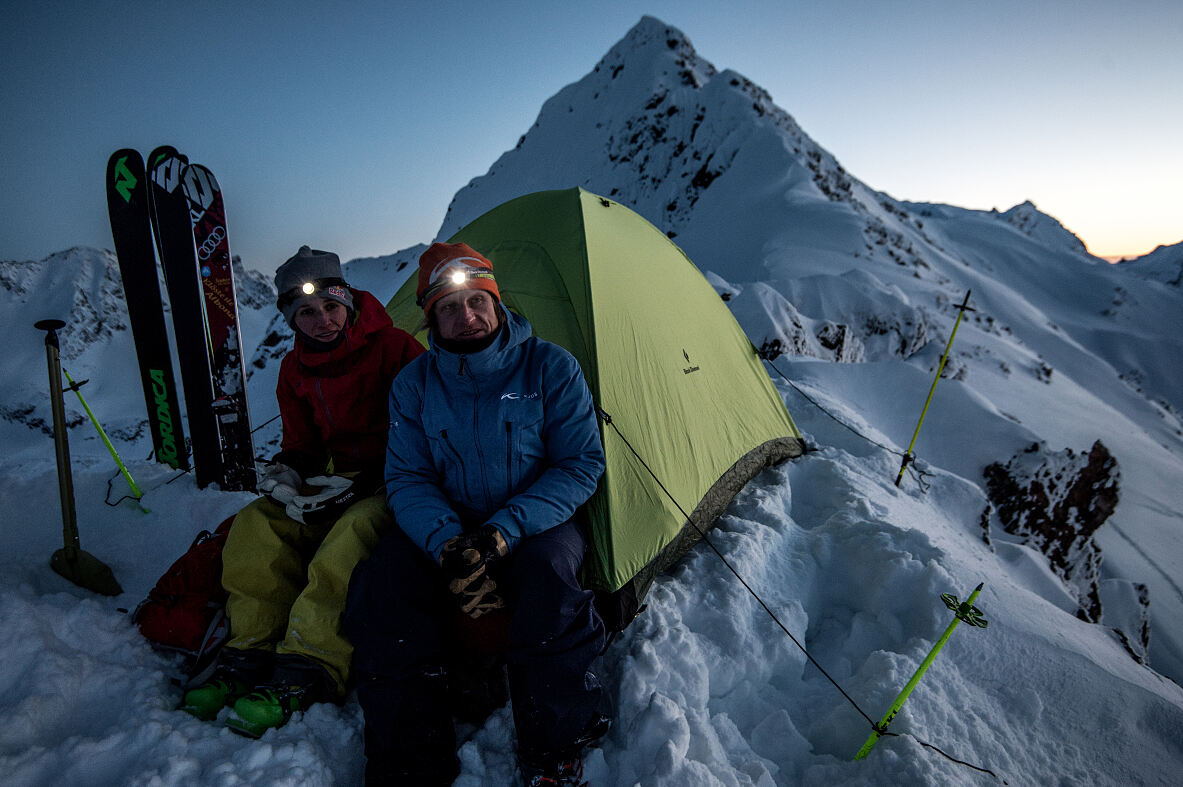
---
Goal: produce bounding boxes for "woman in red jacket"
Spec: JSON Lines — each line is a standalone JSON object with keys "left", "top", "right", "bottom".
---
{"left": 182, "top": 246, "right": 424, "bottom": 736}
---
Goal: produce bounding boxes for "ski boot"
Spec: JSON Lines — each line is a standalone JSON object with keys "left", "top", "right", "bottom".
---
{"left": 181, "top": 676, "right": 248, "bottom": 721}
{"left": 517, "top": 713, "right": 611, "bottom": 786}
{"left": 180, "top": 648, "right": 271, "bottom": 721}
{"left": 226, "top": 654, "right": 336, "bottom": 737}
{"left": 226, "top": 683, "right": 315, "bottom": 737}
{"left": 519, "top": 756, "right": 586, "bottom": 787}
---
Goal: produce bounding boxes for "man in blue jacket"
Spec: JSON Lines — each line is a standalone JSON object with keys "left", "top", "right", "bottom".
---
{"left": 345, "top": 242, "right": 609, "bottom": 786}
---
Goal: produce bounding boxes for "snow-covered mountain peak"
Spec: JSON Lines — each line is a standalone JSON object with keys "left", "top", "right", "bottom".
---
{"left": 594, "top": 15, "right": 717, "bottom": 93}
{"left": 998, "top": 199, "right": 1091, "bottom": 258}
{"left": 1, "top": 247, "right": 129, "bottom": 361}
{"left": 1118, "top": 239, "right": 1183, "bottom": 286}
{"left": 438, "top": 17, "right": 831, "bottom": 246}
{"left": 437, "top": 15, "right": 996, "bottom": 311}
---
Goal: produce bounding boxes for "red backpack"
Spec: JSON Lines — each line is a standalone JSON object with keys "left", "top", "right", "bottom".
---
{"left": 133, "top": 515, "right": 234, "bottom": 683}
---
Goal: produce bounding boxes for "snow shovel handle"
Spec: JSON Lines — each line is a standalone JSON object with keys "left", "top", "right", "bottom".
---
{"left": 35, "top": 320, "right": 123, "bottom": 596}
{"left": 35, "top": 319, "right": 80, "bottom": 558}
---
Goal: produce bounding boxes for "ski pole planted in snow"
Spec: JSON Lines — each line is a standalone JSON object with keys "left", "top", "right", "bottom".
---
{"left": 62, "top": 367, "right": 145, "bottom": 507}
{"left": 855, "top": 582, "right": 988, "bottom": 760}
{"left": 894, "top": 290, "right": 975, "bottom": 487}
{"left": 34, "top": 319, "right": 123, "bottom": 596}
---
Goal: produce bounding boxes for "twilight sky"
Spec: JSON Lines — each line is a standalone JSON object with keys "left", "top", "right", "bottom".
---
{"left": 2, "top": 1, "right": 1179, "bottom": 272}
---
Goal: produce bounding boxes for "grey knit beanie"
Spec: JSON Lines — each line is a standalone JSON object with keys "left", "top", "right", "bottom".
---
{"left": 275, "top": 246, "right": 354, "bottom": 326}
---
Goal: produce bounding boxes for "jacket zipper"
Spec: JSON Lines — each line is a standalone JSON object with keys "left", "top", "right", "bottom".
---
{"left": 439, "top": 429, "right": 468, "bottom": 493}
{"left": 472, "top": 376, "right": 492, "bottom": 513}
{"left": 315, "top": 379, "right": 337, "bottom": 431}
{"left": 505, "top": 421, "right": 513, "bottom": 489}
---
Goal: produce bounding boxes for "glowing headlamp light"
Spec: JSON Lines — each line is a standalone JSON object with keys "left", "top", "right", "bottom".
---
{"left": 277, "top": 276, "right": 349, "bottom": 310}
{"left": 416, "top": 258, "right": 497, "bottom": 308}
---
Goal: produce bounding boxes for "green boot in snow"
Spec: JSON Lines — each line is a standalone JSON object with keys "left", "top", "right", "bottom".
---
{"left": 226, "top": 685, "right": 314, "bottom": 738}
{"left": 181, "top": 677, "right": 248, "bottom": 721}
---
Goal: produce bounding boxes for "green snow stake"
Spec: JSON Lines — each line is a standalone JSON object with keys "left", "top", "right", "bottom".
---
{"left": 894, "top": 290, "right": 975, "bottom": 487}
{"left": 855, "top": 582, "right": 989, "bottom": 760}
{"left": 62, "top": 367, "right": 146, "bottom": 507}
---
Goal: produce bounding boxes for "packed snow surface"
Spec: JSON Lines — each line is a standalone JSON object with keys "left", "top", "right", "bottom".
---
{"left": 2, "top": 381, "right": 1182, "bottom": 785}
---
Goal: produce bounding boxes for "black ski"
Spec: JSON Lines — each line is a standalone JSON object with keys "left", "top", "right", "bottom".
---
{"left": 181, "top": 163, "right": 256, "bottom": 492}
{"left": 147, "top": 146, "right": 223, "bottom": 489}
{"left": 105, "top": 149, "right": 188, "bottom": 470}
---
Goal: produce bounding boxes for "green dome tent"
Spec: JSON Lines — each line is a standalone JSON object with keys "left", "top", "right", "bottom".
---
{"left": 386, "top": 188, "right": 805, "bottom": 629}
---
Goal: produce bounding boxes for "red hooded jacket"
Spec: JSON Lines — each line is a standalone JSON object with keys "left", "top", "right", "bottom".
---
{"left": 274, "top": 288, "right": 424, "bottom": 478}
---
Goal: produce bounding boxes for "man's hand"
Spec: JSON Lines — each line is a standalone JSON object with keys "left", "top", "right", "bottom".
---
{"left": 439, "top": 525, "right": 510, "bottom": 618}
{"left": 285, "top": 475, "right": 359, "bottom": 526}
{"left": 258, "top": 462, "right": 301, "bottom": 505}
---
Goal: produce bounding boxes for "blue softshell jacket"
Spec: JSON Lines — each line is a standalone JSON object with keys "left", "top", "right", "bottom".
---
{"left": 386, "top": 310, "right": 606, "bottom": 560}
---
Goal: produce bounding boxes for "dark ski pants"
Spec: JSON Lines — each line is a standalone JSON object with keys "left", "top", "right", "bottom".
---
{"left": 344, "top": 518, "right": 605, "bottom": 784}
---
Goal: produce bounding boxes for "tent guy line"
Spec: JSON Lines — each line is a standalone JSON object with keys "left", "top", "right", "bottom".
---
{"left": 765, "top": 359, "right": 934, "bottom": 491}
{"left": 600, "top": 405, "right": 1005, "bottom": 781}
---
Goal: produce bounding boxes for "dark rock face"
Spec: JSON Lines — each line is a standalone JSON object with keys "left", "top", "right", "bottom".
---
{"left": 983, "top": 439, "right": 1150, "bottom": 664}
{"left": 983, "top": 440, "right": 1120, "bottom": 623}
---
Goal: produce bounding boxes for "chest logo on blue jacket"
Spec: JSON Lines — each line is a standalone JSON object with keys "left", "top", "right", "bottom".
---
{"left": 501, "top": 392, "right": 541, "bottom": 400}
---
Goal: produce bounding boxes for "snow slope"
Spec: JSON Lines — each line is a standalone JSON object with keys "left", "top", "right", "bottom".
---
{"left": 2, "top": 15, "right": 1182, "bottom": 787}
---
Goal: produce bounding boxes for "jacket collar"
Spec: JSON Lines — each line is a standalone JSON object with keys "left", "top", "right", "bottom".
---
{"left": 431, "top": 309, "right": 531, "bottom": 378}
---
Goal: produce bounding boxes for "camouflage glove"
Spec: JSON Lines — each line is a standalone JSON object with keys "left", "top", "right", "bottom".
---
{"left": 258, "top": 462, "right": 301, "bottom": 506}
{"left": 439, "top": 525, "right": 510, "bottom": 618}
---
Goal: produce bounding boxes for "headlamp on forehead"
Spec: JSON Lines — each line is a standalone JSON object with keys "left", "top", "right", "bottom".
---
{"left": 277, "top": 276, "right": 348, "bottom": 308}
{"left": 416, "top": 259, "right": 497, "bottom": 307}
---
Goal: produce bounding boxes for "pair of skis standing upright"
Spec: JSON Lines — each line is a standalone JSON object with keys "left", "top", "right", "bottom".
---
{"left": 105, "top": 146, "right": 256, "bottom": 492}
